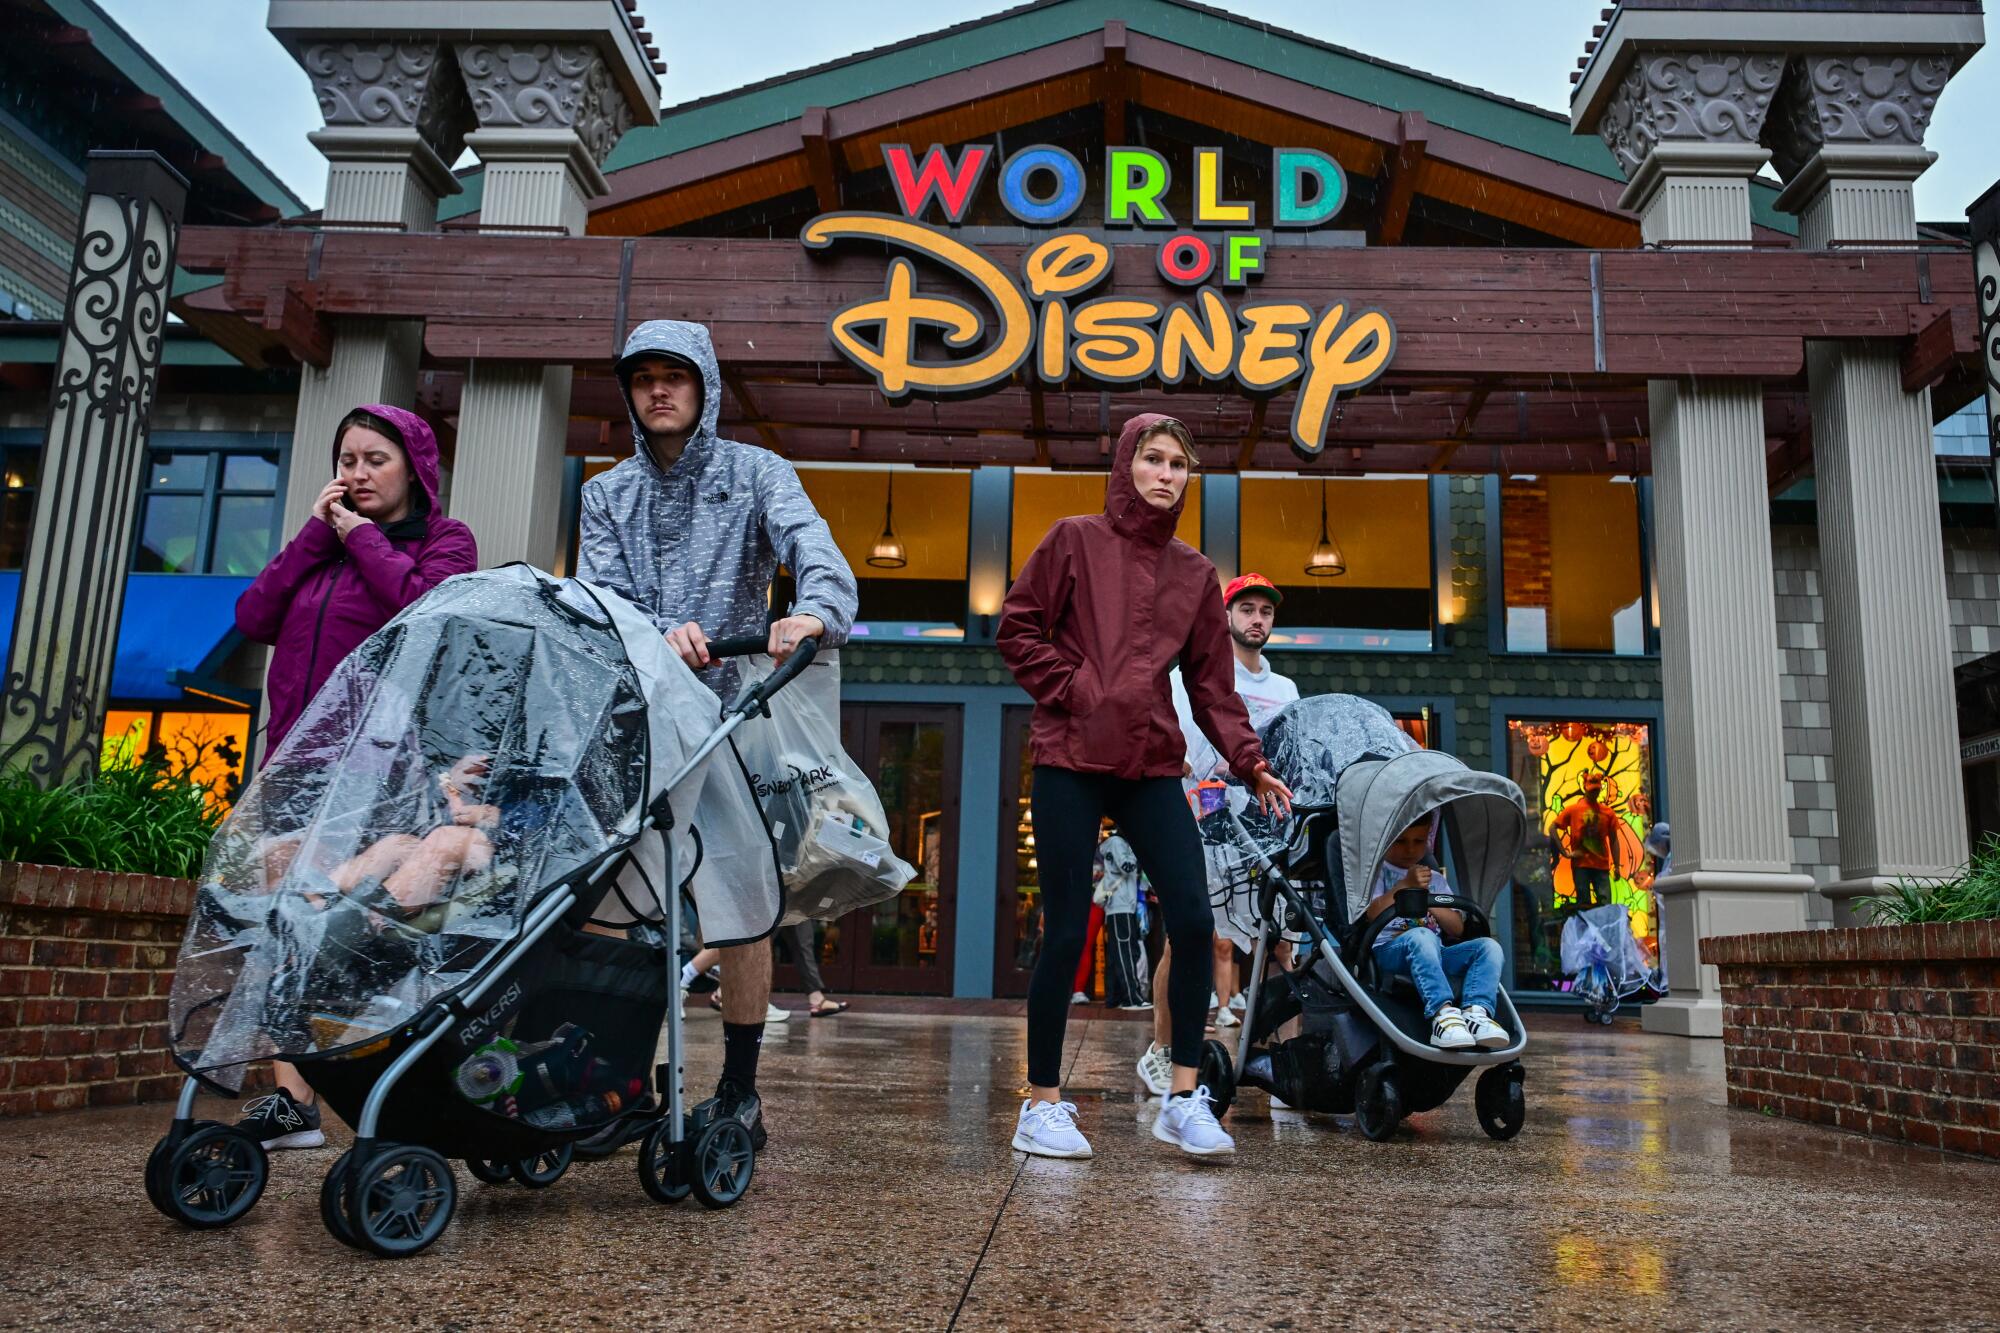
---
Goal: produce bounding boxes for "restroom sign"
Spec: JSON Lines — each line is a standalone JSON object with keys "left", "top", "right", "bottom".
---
{"left": 800, "top": 143, "right": 1397, "bottom": 460}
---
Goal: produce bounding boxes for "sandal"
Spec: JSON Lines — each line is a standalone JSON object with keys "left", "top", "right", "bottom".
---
{"left": 809, "top": 1000, "right": 849, "bottom": 1018}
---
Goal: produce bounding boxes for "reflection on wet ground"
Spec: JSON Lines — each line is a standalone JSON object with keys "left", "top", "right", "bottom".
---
{"left": 1, "top": 1010, "right": 1995, "bottom": 1330}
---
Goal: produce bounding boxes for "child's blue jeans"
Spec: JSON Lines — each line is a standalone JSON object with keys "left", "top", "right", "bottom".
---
{"left": 1374, "top": 928, "right": 1503, "bottom": 1017}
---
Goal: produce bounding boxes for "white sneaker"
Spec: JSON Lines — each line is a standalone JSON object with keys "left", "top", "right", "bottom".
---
{"left": 1070, "top": 991, "right": 1090, "bottom": 1005}
{"left": 1228, "top": 991, "right": 1247, "bottom": 1013}
{"left": 1209, "top": 990, "right": 1221, "bottom": 1009}
{"left": 1152, "top": 1087, "right": 1235, "bottom": 1156}
{"left": 1214, "top": 1005, "right": 1240, "bottom": 1029}
{"left": 1430, "top": 1004, "right": 1476, "bottom": 1050}
{"left": 1012, "top": 1098, "right": 1092, "bottom": 1158}
{"left": 1463, "top": 1005, "right": 1510, "bottom": 1050}
{"left": 1136, "top": 1042, "right": 1173, "bottom": 1096}
{"left": 1118, "top": 1002, "right": 1153, "bottom": 1011}
{"left": 765, "top": 1002, "right": 792, "bottom": 1023}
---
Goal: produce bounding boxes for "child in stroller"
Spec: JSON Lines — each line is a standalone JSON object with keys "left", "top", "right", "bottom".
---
{"left": 1364, "top": 821, "right": 1511, "bottom": 1052}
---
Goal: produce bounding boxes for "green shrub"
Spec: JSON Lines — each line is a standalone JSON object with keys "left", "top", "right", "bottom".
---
{"left": 1861, "top": 836, "right": 2000, "bottom": 926}
{"left": 0, "top": 754, "right": 226, "bottom": 881}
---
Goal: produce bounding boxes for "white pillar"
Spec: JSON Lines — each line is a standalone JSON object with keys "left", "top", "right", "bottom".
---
{"left": 1776, "top": 138, "right": 1969, "bottom": 922}
{"left": 1625, "top": 142, "right": 1815, "bottom": 1037}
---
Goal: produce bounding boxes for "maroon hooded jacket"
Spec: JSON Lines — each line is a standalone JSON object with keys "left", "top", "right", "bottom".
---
{"left": 998, "top": 413, "right": 1267, "bottom": 784}
{"left": 235, "top": 404, "right": 477, "bottom": 762}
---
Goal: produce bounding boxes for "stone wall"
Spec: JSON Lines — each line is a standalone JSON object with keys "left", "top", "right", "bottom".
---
{"left": 0, "top": 863, "right": 197, "bottom": 1116}
{"left": 1705, "top": 921, "right": 2000, "bottom": 1159}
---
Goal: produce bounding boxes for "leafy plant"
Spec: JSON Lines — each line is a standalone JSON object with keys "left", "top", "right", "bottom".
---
{"left": 1861, "top": 836, "right": 2000, "bottom": 926}
{"left": 0, "top": 746, "right": 229, "bottom": 880}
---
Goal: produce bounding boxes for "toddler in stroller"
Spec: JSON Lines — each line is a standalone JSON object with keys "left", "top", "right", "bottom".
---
{"left": 1190, "top": 694, "right": 1533, "bottom": 1142}
{"left": 1364, "top": 821, "right": 1511, "bottom": 1052}
{"left": 147, "top": 566, "right": 806, "bottom": 1256}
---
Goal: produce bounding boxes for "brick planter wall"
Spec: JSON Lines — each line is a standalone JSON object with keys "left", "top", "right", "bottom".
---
{"left": 0, "top": 862, "right": 196, "bottom": 1116}
{"left": 1703, "top": 922, "right": 2000, "bottom": 1158}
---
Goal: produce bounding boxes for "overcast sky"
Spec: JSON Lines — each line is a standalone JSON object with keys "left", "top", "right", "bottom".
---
{"left": 103, "top": 0, "right": 1999, "bottom": 222}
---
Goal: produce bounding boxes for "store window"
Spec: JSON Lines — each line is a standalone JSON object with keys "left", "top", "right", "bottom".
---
{"left": 133, "top": 442, "right": 285, "bottom": 576}
{"left": 1237, "top": 476, "right": 1431, "bottom": 651}
{"left": 0, "top": 444, "right": 38, "bottom": 569}
{"left": 1011, "top": 471, "right": 1201, "bottom": 578}
{"left": 1503, "top": 717, "right": 1660, "bottom": 995}
{"left": 796, "top": 466, "right": 971, "bottom": 637}
{"left": 1499, "top": 476, "right": 1647, "bottom": 655}
{"left": 103, "top": 708, "right": 250, "bottom": 806}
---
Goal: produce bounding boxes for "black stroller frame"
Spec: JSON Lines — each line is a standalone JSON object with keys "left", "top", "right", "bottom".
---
{"left": 1203, "top": 783, "right": 1530, "bottom": 1143}
{"left": 144, "top": 628, "right": 817, "bottom": 1257}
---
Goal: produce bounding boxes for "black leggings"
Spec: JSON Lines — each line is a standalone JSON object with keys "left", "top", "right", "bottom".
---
{"left": 1027, "top": 767, "right": 1213, "bottom": 1087}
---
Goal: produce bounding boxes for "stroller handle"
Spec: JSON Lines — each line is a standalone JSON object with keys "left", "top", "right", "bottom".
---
{"left": 714, "top": 634, "right": 822, "bottom": 717}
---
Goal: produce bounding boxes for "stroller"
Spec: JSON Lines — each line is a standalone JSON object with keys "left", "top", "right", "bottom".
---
{"left": 1562, "top": 821, "right": 1669, "bottom": 1024}
{"left": 1194, "top": 694, "right": 1533, "bottom": 1142}
{"left": 146, "top": 566, "right": 808, "bottom": 1256}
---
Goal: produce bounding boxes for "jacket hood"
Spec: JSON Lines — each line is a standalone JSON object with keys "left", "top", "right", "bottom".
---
{"left": 1106, "top": 412, "right": 1189, "bottom": 547}
{"left": 617, "top": 319, "right": 723, "bottom": 466}
{"left": 338, "top": 403, "right": 441, "bottom": 525}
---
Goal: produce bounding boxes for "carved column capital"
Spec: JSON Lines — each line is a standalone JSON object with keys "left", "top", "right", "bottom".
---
{"left": 300, "top": 39, "right": 473, "bottom": 166}
{"left": 1596, "top": 51, "right": 1785, "bottom": 180}
{"left": 1764, "top": 53, "right": 1955, "bottom": 181}
{"left": 455, "top": 42, "right": 634, "bottom": 168}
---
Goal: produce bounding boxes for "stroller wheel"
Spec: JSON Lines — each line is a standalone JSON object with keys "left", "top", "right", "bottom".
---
{"left": 1475, "top": 1064, "right": 1527, "bottom": 1141}
{"left": 465, "top": 1158, "right": 514, "bottom": 1185}
{"left": 320, "top": 1149, "right": 363, "bottom": 1249}
{"left": 346, "top": 1143, "right": 456, "bottom": 1258}
{"left": 158, "top": 1124, "right": 267, "bottom": 1229}
{"left": 1354, "top": 1065, "right": 1403, "bottom": 1142}
{"left": 512, "top": 1144, "right": 572, "bottom": 1189}
{"left": 637, "top": 1120, "right": 692, "bottom": 1204}
{"left": 1197, "top": 1038, "right": 1237, "bottom": 1117}
{"left": 690, "top": 1118, "right": 755, "bottom": 1210}
{"left": 143, "top": 1132, "right": 175, "bottom": 1218}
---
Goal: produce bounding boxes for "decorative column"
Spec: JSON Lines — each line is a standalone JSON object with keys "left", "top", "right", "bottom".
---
{"left": 1974, "top": 181, "right": 2000, "bottom": 465}
{"left": 1767, "top": 50, "right": 1978, "bottom": 923}
{"left": 0, "top": 153, "right": 186, "bottom": 783}
{"left": 267, "top": 32, "right": 473, "bottom": 532}
{"left": 448, "top": 44, "right": 637, "bottom": 569}
{"left": 1578, "top": 51, "right": 1813, "bottom": 1037}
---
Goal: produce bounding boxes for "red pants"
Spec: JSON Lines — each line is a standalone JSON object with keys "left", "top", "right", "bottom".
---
{"left": 1073, "top": 903, "right": 1106, "bottom": 995}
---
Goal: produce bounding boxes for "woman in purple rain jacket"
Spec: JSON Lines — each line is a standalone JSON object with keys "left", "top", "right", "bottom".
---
{"left": 229, "top": 403, "right": 476, "bottom": 1149}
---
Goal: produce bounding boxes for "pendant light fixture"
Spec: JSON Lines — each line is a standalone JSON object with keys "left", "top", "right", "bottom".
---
{"left": 867, "top": 471, "right": 908, "bottom": 569}
{"left": 1305, "top": 479, "right": 1345, "bottom": 577}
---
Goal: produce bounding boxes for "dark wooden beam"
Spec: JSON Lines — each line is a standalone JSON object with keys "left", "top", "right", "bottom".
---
{"left": 260, "top": 281, "right": 330, "bottom": 368}
{"left": 1376, "top": 111, "right": 1429, "bottom": 247}
{"left": 721, "top": 366, "right": 787, "bottom": 455}
{"left": 113, "top": 93, "right": 164, "bottom": 114}
{"left": 1236, "top": 397, "right": 1268, "bottom": 470}
{"left": 1102, "top": 21, "right": 1129, "bottom": 146}
{"left": 1029, "top": 379, "right": 1050, "bottom": 467}
{"left": 1428, "top": 384, "right": 1491, "bottom": 471}
{"left": 800, "top": 106, "right": 842, "bottom": 214}
{"left": 1901, "top": 304, "right": 1965, "bottom": 393}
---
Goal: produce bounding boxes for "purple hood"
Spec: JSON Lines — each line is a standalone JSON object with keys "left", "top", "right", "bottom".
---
{"left": 236, "top": 404, "right": 478, "bottom": 763}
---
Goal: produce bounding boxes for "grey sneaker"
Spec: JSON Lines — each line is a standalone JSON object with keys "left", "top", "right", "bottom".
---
{"left": 1136, "top": 1042, "right": 1173, "bottom": 1097}
{"left": 235, "top": 1089, "right": 324, "bottom": 1150}
{"left": 1152, "top": 1086, "right": 1235, "bottom": 1156}
{"left": 1012, "top": 1098, "right": 1091, "bottom": 1158}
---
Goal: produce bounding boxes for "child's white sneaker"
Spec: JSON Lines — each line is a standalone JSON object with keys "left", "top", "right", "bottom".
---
{"left": 1429, "top": 1004, "right": 1476, "bottom": 1050}
{"left": 1136, "top": 1042, "right": 1173, "bottom": 1097}
{"left": 1012, "top": 1098, "right": 1092, "bottom": 1158}
{"left": 1462, "top": 1005, "right": 1510, "bottom": 1049}
{"left": 1213, "top": 1005, "right": 1240, "bottom": 1029}
{"left": 1152, "top": 1086, "right": 1235, "bottom": 1156}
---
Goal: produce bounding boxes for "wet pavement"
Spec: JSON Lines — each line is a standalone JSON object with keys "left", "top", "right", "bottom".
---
{"left": 1, "top": 1006, "right": 1996, "bottom": 1331}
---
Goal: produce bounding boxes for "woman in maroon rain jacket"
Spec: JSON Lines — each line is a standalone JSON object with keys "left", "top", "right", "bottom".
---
{"left": 999, "top": 413, "right": 1291, "bottom": 1161}
{"left": 229, "top": 403, "right": 476, "bottom": 1148}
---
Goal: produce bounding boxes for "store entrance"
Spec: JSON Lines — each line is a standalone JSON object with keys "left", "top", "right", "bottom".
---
{"left": 775, "top": 704, "right": 961, "bottom": 996}
{"left": 994, "top": 706, "right": 1040, "bottom": 997}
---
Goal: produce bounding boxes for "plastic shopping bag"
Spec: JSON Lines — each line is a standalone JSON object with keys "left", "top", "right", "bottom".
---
{"left": 730, "top": 649, "right": 915, "bottom": 924}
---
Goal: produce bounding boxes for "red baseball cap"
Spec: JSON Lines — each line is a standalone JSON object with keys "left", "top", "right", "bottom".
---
{"left": 1224, "top": 572, "right": 1282, "bottom": 608}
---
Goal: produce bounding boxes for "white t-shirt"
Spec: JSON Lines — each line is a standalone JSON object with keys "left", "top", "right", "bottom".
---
{"left": 1169, "top": 658, "right": 1301, "bottom": 785}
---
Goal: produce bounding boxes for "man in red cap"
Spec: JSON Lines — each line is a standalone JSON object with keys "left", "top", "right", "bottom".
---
{"left": 1138, "top": 573, "right": 1301, "bottom": 1095}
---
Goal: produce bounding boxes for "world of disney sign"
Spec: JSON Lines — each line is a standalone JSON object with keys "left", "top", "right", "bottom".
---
{"left": 800, "top": 144, "right": 1397, "bottom": 460}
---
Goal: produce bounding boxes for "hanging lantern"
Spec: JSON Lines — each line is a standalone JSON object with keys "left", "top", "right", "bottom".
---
{"left": 867, "top": 472, "right": 908, "bottom": 569}
{"left": 1304, "top": 479, "right": 1345, "bottom": 577}
{"left": 1562, "top": 722, "right": 1586, "bottom": 743}
{"left": 1588, "top": 739, "right": 1610, "bottom": 764}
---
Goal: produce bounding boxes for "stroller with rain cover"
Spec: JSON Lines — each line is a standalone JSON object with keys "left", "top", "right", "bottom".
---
{"left": 1193, "top": 694, "right": 1533, "bottom": 1142}
{"left": 147, "top": 566, "right": 809, "bottom": 1256}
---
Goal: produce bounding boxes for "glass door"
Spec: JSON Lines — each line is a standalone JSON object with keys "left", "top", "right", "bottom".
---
{"left": 993, "top": 707, "right": 1041, "bottom": 997}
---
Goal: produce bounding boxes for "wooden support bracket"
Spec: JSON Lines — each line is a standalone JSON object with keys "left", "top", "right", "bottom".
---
{"left": 721, "top": 367, "right": 788, "bottom": 455}
{"left": 1901, "top": 304, "right": 1968, "bottom": 394}
{"left": 1236, "top": 396, "right": 1268, "bottom": 470}
{"left": 800, "top": 106, "right": 842, "bottom": 214}
{"left": 260, "top": 281, "right": 330, "bottom": 368}
{"left": 1375, "top": 111, "right": 1429, "bottom": 248}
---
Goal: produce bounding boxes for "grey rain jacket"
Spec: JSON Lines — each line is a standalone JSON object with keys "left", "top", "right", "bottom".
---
{"left": 578, "top": 320, "right": 858, "bottom": 676}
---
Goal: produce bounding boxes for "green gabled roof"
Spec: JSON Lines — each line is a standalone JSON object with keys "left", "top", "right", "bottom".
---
{"left": 440, "top": 0, "right": 1795, "bottom": 233}
{"left": 48, "top": 0, "right": 307, "bottom": 218}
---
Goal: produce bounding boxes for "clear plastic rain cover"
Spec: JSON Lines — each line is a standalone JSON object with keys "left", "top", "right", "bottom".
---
{"left": 169, "top": 567, "right": 720, "bottom": 1091}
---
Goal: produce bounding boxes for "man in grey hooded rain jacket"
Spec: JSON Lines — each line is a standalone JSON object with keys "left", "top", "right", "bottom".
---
{"left": 578, "top": 318, "right": 857, "bottom": 1151}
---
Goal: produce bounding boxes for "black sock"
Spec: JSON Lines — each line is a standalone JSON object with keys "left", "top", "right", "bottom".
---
{"left": 721, "top": 1021, "right": 764, "bottom": 1091}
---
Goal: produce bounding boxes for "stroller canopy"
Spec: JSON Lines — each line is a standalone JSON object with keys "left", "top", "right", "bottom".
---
{"left": 170, "top": 566, "right": 770, "bottom": 1089}
{"left": 1261, "top": 694, "right": 1421, "bottom": 812}
{"left": 1337, "top": 749, "right": 1529, "bottom": 925}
